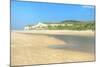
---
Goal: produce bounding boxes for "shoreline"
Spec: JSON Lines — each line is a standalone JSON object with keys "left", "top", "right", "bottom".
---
{"left": 11, "top": 31, "right": 95, "bottom": 66}
{"left": 12, "top": 30, "right": 95, "bottom": 36}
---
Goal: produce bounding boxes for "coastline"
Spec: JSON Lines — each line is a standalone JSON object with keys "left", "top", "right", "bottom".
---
{"left": 11, "top": 30, "right": 95, "bottom": 66}
{"left": 12, "top": 30, "right": 95, "bottom": 36}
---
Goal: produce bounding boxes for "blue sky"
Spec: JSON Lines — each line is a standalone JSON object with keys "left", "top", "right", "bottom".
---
{"left": 11, "top": 0, "right": 95, "bottom": 30}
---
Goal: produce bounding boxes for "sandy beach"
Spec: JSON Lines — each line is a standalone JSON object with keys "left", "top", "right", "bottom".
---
{"left": 11, "top": 30, "right": 95, "bottom": 66}
{"left": 13, "top": 30, "right": 94, "bottom": 36}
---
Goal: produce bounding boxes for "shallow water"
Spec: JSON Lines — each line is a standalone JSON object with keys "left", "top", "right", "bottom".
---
{"left": 47, "top": 34, "right": 95, "bottom": 53}
{"left": 19, "top": 32, "right": 95, "bottom": 53}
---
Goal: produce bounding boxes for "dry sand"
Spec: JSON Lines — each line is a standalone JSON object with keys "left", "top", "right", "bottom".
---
{"left": 11, "top": 30, "right": 95, "bottom": 66}
{"left": 14, "top": 30, "right": 94, "bottom": 36}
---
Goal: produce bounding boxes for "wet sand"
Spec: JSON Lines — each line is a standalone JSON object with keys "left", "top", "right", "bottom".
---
{"left": 11, "top": 31, "right": 95, "bottom": 66}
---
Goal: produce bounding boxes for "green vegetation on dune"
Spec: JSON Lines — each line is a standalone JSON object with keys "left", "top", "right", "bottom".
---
{"left": 26, "top": 20, "right": 95, "bottom": 30}
{"left": 47, "top": 22, "right": 95, "bottom": 30}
